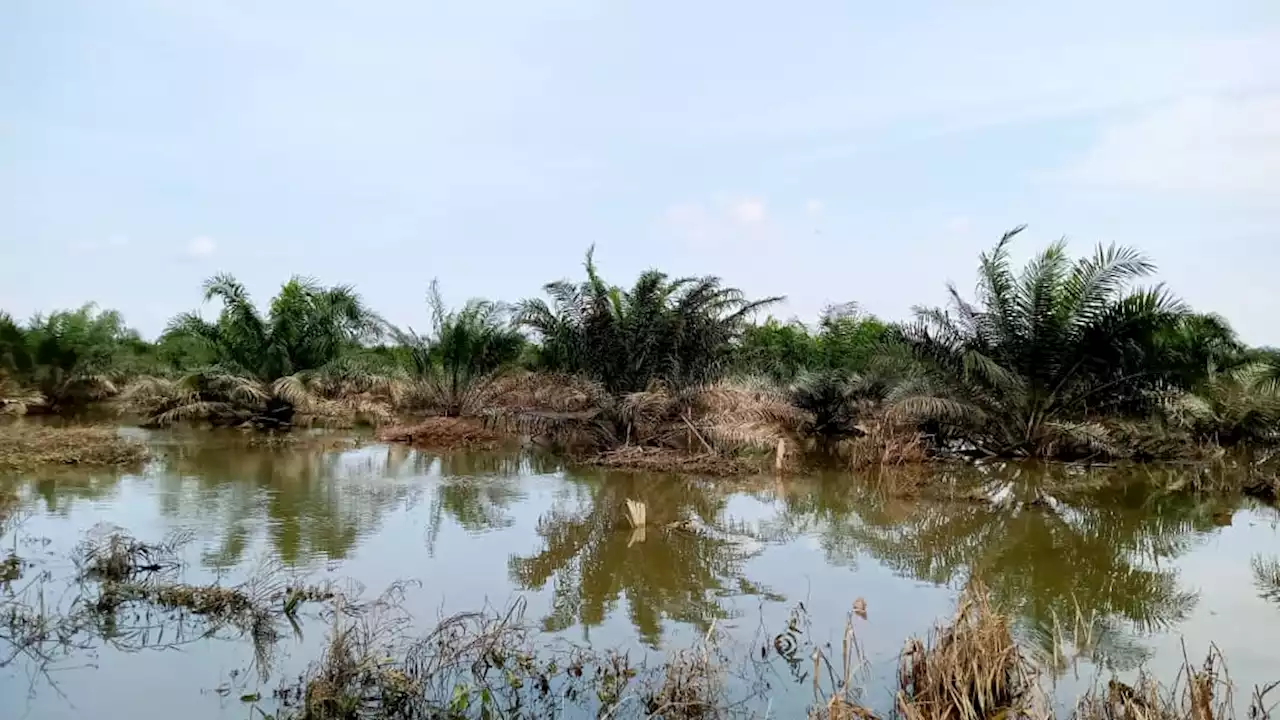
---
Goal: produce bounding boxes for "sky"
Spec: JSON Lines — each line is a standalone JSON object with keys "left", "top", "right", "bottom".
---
{"left": 1, "top": 0, "right": 1277, "bottom": 343}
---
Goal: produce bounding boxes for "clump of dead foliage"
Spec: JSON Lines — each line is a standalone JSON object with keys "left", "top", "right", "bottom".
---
{"left": 839, "top": 420, "right": 929, "bottom": 471}
{"left": 376, "top": 417, "right": 504, "bottom": 450}
{"left": 585, "top": 446, "right": 756, "bottom": 477}
{"left": 68, "top": 524, "right": 341, "bottom": 677}
{"left": 896, "top": 583, "right": 1036, "bottom": 720}
{"left": 482, "top": 375, "right": 807, "bottom": 473}
{"left": 1069, "top": 644, "right": 1277, "bottom": 720}
{"left": 3, "top": 524, "right": 346, "bottom": 689}
{"left": 74, "top": 524, "right": 188, "bottom": 582}
{"left": 0, "top": 424, "right": 148, "bottom": 472}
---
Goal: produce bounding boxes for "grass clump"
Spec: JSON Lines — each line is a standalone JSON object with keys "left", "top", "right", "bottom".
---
{"left": 1071, "top": 646, "right": 1246, "bottom": 720}
{"left": 896, "top": 583, "right": 1033, "bottom": 720}
{"left": 73, "top": 525, "right": 187, "bottom": 582}
{"left": 278, "top": 593, "right": 743, "bottom": 720}
{"left": 0, "top": 425, "right": 148, "bottom": 472}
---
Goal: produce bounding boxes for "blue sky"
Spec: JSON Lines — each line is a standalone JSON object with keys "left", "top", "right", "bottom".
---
{"left": 2, "top": 0, "right": 1277, "bottom": 343}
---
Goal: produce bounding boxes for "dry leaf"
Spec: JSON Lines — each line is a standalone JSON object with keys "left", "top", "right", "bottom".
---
{"left": 853, "top": 597, "right": 868, "bottom": 620}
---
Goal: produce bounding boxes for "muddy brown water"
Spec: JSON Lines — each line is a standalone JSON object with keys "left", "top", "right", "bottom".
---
{"left": 1, "top": 428, "right": 1278, "bottom": 718}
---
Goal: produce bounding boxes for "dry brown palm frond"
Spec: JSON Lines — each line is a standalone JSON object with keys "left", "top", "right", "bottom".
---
{"left": 0, "top": 383, "right": 44, "bottom": 415}
{"left": 693, "top": 377, "right": 808, "bottom": 427}
{"left": 271, "top": 375, "right": 315, "bottom": 410}
{"left": 153, "top": 401, "right": 245, "bottom": 426}
{"left": 484, "top": 371, "right": 610, "bottom": 414}
{"left": 620, "top": 383, "right": 675, "bottom": 432}
{"left": 587, "top": 446, "right": 751, "bottom": 476}
{"left": 697, "top": 419, "right": 793, "bottom": 455}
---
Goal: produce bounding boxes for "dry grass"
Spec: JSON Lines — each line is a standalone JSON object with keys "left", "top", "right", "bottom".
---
{"left": 279, "top": 591, "right": 741, "bottom": 720}
{"left": 641, "top": 621, "right": 729, "bottom": 720}
{"left": 1071, "top": 645, "right": 1247, "bottom": 720}
{"left": 0, "top": 424, "right": 148, "bottom": 472}
{"left": 74, "top": 526, "right": 187, "bottom": 582}
{"left": 809, "top": 601, "right": 875, "bottom": 720}
{"left": 376, "top": 416, "right": 505, "bottom": 450}
{"left": 896, "top": 583, "right": 1034, "bottom": 720}
{"left": 841, "top": 422, "right": 929, "bottom": 471}
{"left": 585, "top": 446, "right": 755, "bottom": 477}
{"left": 484, "top": 374, "right": 806, "bottom": 470}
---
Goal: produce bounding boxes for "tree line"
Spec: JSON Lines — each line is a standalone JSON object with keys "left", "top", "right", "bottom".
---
{"left": 2, "top": 229, "right": 1278, "bottom": 459}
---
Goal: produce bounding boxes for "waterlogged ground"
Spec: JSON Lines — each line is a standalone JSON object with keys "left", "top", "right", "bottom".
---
{"left": 2, "top": 429, "right": 1279, "bottom": 719}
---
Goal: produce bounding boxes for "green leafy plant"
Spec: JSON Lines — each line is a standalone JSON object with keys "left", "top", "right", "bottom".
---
{"left": 517, "top": 247, "right": 781, "bottom": 394}
{"left": 129, "top": 274, "right": 389, "bottom": 427}
{"left": 392, "top": 279, "right": 526, "bottom": 417}
{"left": 892, "top": 226, "right": 1188, "bottom": 458}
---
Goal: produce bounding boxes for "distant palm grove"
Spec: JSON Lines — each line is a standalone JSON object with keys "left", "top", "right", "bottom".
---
{"left": 2, "top": 230, "right": 1278, "bottom": 463}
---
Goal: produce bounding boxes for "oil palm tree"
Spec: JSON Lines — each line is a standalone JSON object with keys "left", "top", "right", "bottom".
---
{"left": 391, "top": 279, "right": 525, "bottom": 417}
{"left": 131, "top": 273, "right": 387, "bottom": 427}
{"left": 1161, "top": 362, "right": 1280, "bottom": 445}
{"left": 517, "top": 247, "right": 782, "bottom": 394}
{"left": 0, "top": 304, "right": 145, "bottom": 411}
{"left": 893, "top": 226, "right": 1188, "bottom": 458}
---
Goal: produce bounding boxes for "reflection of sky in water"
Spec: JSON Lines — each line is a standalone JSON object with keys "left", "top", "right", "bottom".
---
{"left": 1, "top": 436, "right": 1278, "bottom": 719}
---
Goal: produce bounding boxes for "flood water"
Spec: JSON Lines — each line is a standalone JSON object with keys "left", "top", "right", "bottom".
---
{"left": 2, "top": 429, "right": 1279, "bottom": 718}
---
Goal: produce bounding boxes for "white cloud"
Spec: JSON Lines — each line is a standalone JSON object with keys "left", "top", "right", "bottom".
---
{"left": 728, "top": 198, "right": 766, "bottom": 226}
{"left": 187, "top": 236, "right": 217, "bottom": 257}
{"left": 805, "top": 199, "right": 824, "bottom": 215}
{"left": 666, "top": 197, "right": 771, "bottom": 248}
{"left": 1064, "top": 94, "right": 1280, "bottom": 196}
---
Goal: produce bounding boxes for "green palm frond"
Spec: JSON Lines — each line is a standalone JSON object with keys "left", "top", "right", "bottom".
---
{"left": 892, "top": 227, "right": 1201, "bottom": 458}
{"left": 519, "top": 247, "right": 780, "bottom": 394}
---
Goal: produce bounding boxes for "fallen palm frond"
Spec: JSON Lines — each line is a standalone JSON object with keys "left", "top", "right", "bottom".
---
{"left": 482, "top": 374, "right": 806, "bottom": 471}
{"left": 481, "top": 372, "right": 617, "bottom": 450}
{"left": 377, "top": 416, "right": 504, "bottom": 450}
{"left": 0, "top": 425, "right": 148, "bottom": 472}
{"left": 690, "top": 377, "right": 809, "bottom": 458}
{"left": 123, "top": 370, "right": 397, "bottom": 429}
{"left": 0, "top": 377, "right": 44, "bottom": 416}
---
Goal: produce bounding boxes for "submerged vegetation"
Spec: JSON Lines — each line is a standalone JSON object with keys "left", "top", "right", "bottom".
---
{"left": 2, "top": 230, "right": 1278, "bottom": 465}
{"left": 5, "top": 520, "right": 1277, "bottom": 718}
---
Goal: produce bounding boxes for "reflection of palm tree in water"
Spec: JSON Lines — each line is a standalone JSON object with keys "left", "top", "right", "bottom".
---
{"left": 507, "top": 468, "right": 776, "bottom": 647}
{"left": 423, "top": 452, "right": 530, "bottom": 556}
{"left": 154, "top": 440, "right": 425, "bottom": 568}
{"left": 765, "top": 466, "right": 1234, "bottom": 672}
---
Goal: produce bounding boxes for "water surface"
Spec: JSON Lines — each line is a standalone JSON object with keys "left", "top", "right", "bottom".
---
{"left": 2, "top": 430, "right": 1278, "bottom": 718}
